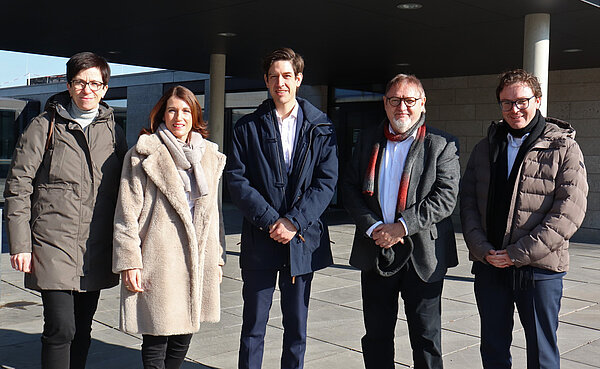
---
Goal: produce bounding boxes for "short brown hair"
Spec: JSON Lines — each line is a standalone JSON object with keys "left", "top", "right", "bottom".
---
{"left": 496, "top": 69, "right": 542, "bottom": 102}
{"left": 142, "top": 85, "right": 208, "bottom": 139}
{"left": 385, "top": 74, "right": 425, "bottom": 97}
{"left": 67, "top": 52, "right": 111, "bottom": 84}
{"left": 262, "top": 48, "right": 304, "bottom": 76}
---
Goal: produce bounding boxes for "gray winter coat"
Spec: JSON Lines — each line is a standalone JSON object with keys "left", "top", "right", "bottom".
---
{"left": 343, "top": 121, "right": 460, "bottom": 283}
{"left": 4, "top": 91, "right": 127, "bottom": 291}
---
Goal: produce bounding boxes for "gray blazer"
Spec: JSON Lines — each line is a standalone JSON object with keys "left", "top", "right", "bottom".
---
{"left": 342, "top": 120, "right": 460, "bottom": 283}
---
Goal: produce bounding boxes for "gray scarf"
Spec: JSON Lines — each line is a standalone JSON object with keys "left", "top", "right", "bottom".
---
{"left": 157, "top": 123, "right": 208, "bottom": 201}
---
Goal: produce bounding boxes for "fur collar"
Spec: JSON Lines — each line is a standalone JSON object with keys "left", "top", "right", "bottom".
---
{"left": 135, "top": 133, "right": 197, "bottom": 245}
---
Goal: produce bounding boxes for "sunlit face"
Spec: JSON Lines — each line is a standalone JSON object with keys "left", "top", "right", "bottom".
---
{"left": 66, "top": 67, "right": 107, "bottom": 111}
{"left": 264, "top": 60, "right": 303, "bottom": 109}
{"left": 499, "top": 83, "right": 541, "bottom": 130}
{"left": 383, "top": 82, "right": 426, "bottom": 134}
{"left": 164, "top": 96, "right": 193, "bottom": 141}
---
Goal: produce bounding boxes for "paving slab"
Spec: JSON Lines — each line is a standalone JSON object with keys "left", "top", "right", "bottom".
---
{"left": 561, "top": 337, "right": 600, "bottom": 368}
{"left": 1, "top": 206, "right": 599, "bottom": 368}
{"left": 560, "top": 302, "right": 600, "bottom": 330}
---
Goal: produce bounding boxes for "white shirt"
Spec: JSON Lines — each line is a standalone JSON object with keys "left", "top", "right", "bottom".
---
{"left": 366, "top": 127, "right": 416, "bottom": 237}
{"left": 275, "top": 101, "right": 299, "bottom": 172}
{"left": 507, "top": 132, "right": 529, "bottom": 177}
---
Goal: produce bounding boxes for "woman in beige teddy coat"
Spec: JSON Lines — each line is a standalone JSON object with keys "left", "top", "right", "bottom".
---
{"left": 113, "top": 85, "right": 225, "bottom": 368}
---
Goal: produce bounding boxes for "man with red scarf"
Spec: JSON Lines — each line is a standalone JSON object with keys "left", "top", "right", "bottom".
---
{"left": 342, "top": 74, "right": 460, "bottom": 369}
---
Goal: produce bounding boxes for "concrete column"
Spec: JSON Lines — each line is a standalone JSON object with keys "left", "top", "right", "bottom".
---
{"left": 298, "top": 85, "right": 329, "bottom": 112}
{"left": 126, "top": 84, "right": 163, "bottom": 147}
{"left": 208, "top": 53, "right": 226, "bottom": 152}
{"left": 523, "top": 13, "right": 550, "bottom": 115}
{"left": 207, "top": 53, "right": 226, "bottom": 203}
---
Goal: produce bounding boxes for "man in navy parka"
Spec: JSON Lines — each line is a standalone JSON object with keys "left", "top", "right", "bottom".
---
{"left": 226, "top": 47, "right": 338, "bottom": 369}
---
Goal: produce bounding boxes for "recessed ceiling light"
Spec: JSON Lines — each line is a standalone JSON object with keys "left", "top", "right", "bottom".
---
{"left": 397, "top": 3, "right": 423, "bottom": 10}
{"left": 217, "top": 32, "right": 237, "bottom": 37}
{"left": 562, "top": 48, "right": 583, "bottom": 53}
{"left": 396, "top": 63, "right": 411, "bottom": 66}
{"left": 107, "top": 51, "right": 121, "bottom": 55}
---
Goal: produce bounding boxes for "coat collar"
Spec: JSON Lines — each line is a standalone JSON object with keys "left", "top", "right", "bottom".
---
{"left": 256, "top": 97, "right": 331, "bottom": 132}
{"left": 45, "top": 90, "right": 113, "bottom": 123}
{"left": 135, "top": 133, "right": 196, "bottom": 235}
{"left": 489, "top": 115, "right": 575, "bottom": 150}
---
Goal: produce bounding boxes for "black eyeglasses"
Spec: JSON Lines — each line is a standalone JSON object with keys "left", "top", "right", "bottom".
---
{"left": 386, "top": 96, "right": 421, "bottom": 107}
{"left": 70, "top": 79, "right": 105, "bottom": 92}
{"left": 499, "top": 96, "right": 535, "bottom": 112}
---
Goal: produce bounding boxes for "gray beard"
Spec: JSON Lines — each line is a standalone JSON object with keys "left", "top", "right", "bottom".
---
{"left": 391, "top": 117, "right": 414, "bottom": 134}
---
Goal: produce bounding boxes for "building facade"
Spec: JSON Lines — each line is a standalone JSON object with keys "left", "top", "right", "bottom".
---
{"left": 1, "top": 69, "right": 598, "bottom": 242}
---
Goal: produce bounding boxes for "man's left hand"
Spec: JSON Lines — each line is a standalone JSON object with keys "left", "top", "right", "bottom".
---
{"left": 269, "top": 218, "right": 298, "bottom": 244}
{"left": 372, "top": 223, "right": 406, "bottom": 249}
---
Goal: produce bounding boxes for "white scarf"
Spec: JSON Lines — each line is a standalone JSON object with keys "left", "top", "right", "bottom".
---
{"left": 157, "top": 123, "right": 208, "bottom": 201}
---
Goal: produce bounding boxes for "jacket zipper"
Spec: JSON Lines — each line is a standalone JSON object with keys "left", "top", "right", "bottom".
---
{"left": 293, "top": 122, "right": 332, "bottom": 208}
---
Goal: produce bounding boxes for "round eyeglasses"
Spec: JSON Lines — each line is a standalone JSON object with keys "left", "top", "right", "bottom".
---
{"left": 386, "top": 96, "right": 421, "bottom": 107}
{"left": 499, "top": 96, "right": 535, "bottom": 112}
{"left": 70, "top": 80, "right": 105, "bottom": 92}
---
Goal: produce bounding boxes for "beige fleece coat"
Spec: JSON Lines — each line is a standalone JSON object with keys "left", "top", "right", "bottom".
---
{"left": 112, "top": 133, "right": 226, "bottom": 335}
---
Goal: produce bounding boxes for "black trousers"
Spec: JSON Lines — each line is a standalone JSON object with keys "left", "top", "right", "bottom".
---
{"left": 40, "top": 290, "right": 101, "bottom": 369}
{"left": 361, "top": 262, "right": 444, "bottom": 369}
{"left": 141, "top": 334, "right": 193, "bottom": 369}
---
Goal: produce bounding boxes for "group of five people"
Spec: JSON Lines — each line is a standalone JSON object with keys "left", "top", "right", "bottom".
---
{"left": 6, "top": 49, "right": 587, "bottom": 369}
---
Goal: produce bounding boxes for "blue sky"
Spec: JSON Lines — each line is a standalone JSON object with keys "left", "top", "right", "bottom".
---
{"left": 0, "top": 50, "right": 161, "bottom": 88}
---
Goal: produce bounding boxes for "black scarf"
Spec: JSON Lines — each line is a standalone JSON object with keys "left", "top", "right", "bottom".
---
{"left": 486, "top": 110, "right": 546, "bottom": 248}
{"left": 485, "top": 110, "right": 546, "bottom": 289}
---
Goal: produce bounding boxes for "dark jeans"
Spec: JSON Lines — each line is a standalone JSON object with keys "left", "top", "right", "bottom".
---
{"left": 141, "top": 334, "right": 193, "bottom": 369}
{"left": 238, "top": 268, "right": 313, "bottom": 369}
{"left": 474, "top": 263, "right": 563, "bottom": 369}
{"left": 361, "top": 262, "right": 444, "bottom": 369}
{"left": 40, "top": 290, "right": 101, "bottom": 369}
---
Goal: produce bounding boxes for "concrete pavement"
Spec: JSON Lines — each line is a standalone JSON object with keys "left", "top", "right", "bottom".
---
{"left": 1, "top": 206, "right": 599, "bottom": 368}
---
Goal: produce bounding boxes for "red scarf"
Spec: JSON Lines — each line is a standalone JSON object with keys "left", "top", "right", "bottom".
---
{"left": 363, "top": 122, "right": 426, "bottom": 214}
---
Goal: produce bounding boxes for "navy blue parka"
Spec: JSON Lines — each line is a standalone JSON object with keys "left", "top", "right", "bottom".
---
{"left": 225, "top": 97, "right": 338, "bottom": 276}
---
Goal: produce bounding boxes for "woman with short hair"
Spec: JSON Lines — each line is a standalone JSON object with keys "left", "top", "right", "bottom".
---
{"left": 5, "top": 51, "right": 127, "bottom": 369}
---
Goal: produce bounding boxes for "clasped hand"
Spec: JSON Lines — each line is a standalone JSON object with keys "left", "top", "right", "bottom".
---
{"left": 372, "top": 223, "right": 406, "bottom": 249}
{"left": 484, "top": 249, "right": 514, "bottom": 268}
{"left": 269, "top": 218, "right": 297, "bottom": 244}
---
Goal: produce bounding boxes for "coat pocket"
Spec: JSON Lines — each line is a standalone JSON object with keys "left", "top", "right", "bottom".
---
{"left": 31, "top": 183, "right": 78, "bottom": 240}
{"left": 298, "top": 220, "right": 323, "bottom": 255}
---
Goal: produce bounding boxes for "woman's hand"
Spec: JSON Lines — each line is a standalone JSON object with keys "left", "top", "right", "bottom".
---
{"left": 10, "top": 253, "right": 32, "bottom": 273}
{"left": 122, "top": 269, "right": 144, "bottom": 292}
{"left": 218, "top": 266, "right": 223, "bottom": 284}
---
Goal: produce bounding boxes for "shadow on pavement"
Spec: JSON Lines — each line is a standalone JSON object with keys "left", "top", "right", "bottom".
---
{"left": 0, "top": 329, "right": 220, "bottom": 369}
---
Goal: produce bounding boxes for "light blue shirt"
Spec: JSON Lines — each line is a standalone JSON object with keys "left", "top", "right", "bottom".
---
{"left": 507, "top": 132, "right": 529, "bottom": 177}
